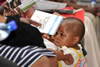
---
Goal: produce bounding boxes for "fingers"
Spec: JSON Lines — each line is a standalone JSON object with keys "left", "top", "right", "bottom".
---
{"left": 3, "top": 9, "right": 9, "bottom": 16}
{"left": 20, "top": 18, "right": 30, "bottom": 24}
{"left": 4, "top": 5, "right": 9, "bottom": 9}
{"left": 13, "top": 3, "right": 25, "bottom": 17}
{"left": 4, "top": 5, "right": 16, "bottom": 16}
{"left": 42, "top": 34, "right": 55, "bottom": 42}
{"left": 10, "top": 8, "right": 17, "bottom": 15}
{"left": 3, "top": 5, "right": 10, "bottom": 16}
{"left": 20, "top": 18, "right": 41, "bottom": 27}
{"left": 4, "top": 3, "right": 25, "bottom": 17}
{"left": 29, "top": 20, "right": 41, "bottom": 26}
{"left": 42, "top": 34, "right": 50, "bottom": 39}
{"left": 15, "top": 6, "right": 25, "bottom": 17}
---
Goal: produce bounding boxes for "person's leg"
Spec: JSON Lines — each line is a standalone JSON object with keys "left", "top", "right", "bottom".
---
{"left": 31, "top": 56, "right": 51, "bottom": 67}
{"left": 31, "top": 56, "right": 58, "bottom": 67}
{"left": 48, "top": 56, "right": 58, "bottom": 67}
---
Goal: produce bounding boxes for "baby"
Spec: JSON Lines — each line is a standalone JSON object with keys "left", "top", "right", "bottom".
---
{"left": 44, "top": 17, "right": 87, "bottom": 67}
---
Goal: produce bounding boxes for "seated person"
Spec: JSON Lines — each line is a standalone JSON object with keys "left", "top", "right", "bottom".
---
{"left": 0, "top": 14, "right": 45, "bottom": 47}
{"left": 53, "top": 0, "right": 99, "bottom": 16}
{"left": 43, "top": 17, "right": 87, "bottom": 67}
{"left": 0, "top": 14, "right": 58, "bottom": 67}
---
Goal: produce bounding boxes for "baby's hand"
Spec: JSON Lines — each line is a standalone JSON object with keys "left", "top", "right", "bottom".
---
{"left": 57, "top": 46, "right": 74, "bottom": 65}
{"left": 4, "top": 5, "right": 17, "bottom": 16}
{"left": 48, "top": 48, "right": 74, "bottom": 65}
{"left": 42, "top": 34, "right": 55, "bottom": 42}
{"left": 63, "top": 54, "right": 74, "bottom": 65}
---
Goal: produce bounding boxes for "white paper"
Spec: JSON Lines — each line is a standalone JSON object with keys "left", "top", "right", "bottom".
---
{"left": 31, "top": 10, "right": 63, "bottom": 35}
{"left": 14, "top": 0, "right": 36, "bottom": 12}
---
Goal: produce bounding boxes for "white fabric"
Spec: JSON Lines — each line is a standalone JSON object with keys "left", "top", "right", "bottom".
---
{"left": 43, "top": 38, "right": 58, "bottom": 50}
{"left": 95, "top": 17, "right": 100, "bottom": 47}
{"left": 85, "top": 12, "right": 97, "bottom": 30}
{"left": 58, "top": 46, "right": 76, "bottom": 55}
{"left": 84, "top": 16, "right": 100, "bottom": 67}
{"left": 59, "top": 44, "right": 84, "bottom": 67}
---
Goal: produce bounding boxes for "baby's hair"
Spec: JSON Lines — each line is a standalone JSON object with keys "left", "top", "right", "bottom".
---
{"left": 62, "top": 17, "right": 85, "bottom": 41}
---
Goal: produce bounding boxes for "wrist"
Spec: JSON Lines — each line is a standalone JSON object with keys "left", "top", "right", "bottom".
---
{"left": 0, "top": 15, "right": 6, "bottom": 22}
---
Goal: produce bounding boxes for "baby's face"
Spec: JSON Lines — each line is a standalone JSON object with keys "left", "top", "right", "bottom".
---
{"left": 53, "top": 23, "right": 74, "bottom": 47}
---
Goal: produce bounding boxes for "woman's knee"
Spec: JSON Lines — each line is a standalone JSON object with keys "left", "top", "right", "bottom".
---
{"left": 48, "top": 56, "right": 58, "bottom": 67}
{"left": 31, "top": 56, "right": 50, "bottom": 67}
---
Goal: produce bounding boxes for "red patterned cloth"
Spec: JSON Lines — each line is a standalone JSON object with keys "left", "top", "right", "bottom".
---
{"left": 60, "top": 7, "right": 85, "bottom": 23}
{"left": 0, "top": 0, "right": 6, "bottom": 6}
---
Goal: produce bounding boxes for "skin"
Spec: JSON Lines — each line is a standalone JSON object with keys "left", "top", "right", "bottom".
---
{"left": 0, "top": 15, "right": 6, "bottom": 22}
{"left": 49, "top": 48, "right": 74, "bottom": 65}
{"left": 31, "top": 56, "right": 58, "bottom": 67}
{"left": 53, "top": 21, "right": 80, "bottom": 48}
{"left": 54, "top": 23, "right": 75, "bottom": 47}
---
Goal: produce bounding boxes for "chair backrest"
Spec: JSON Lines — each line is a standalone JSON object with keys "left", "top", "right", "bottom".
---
{"left": 84, "top": 16, "right": 100, "bottom": 67}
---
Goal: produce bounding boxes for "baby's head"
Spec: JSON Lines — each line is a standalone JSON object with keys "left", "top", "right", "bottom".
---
{"left": 53, "top": 17, "right": 85, "bottom": 47}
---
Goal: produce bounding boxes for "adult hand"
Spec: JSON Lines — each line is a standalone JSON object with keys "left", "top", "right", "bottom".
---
{"left": 4, "top": 3, "right": 40, "bottom": 25}
{"left": 0, "top": 15, "right": 6, "bottom": 22}
{"left": 4, "top": 3, "right": 25, "bottom": 17}
{"left": 13, "top": 2, "right": 35, "bottom": 18}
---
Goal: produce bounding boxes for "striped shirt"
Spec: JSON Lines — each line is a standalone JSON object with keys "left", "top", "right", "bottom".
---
{"left": 0, "top": 45, "right": 56, "bottom": 67}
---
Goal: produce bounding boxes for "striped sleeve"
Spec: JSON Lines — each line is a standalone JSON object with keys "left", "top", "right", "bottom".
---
{"left": 0, "top": 45, "right": 56, "bottom": 67}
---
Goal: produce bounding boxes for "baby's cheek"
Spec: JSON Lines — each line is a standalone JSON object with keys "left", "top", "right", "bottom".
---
{"left": 62, "top": 39, "right": 68, "bottom": 44}
{"left": 59, "top": 41, "right": 66, "bottom": 46}
{"left": 62, "top": 38, "right": 66, "bottom": 42}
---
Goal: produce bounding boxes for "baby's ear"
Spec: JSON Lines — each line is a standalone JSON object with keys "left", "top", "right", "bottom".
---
{"left": 72, "top": 36, "right": 80, "bottom": 45}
